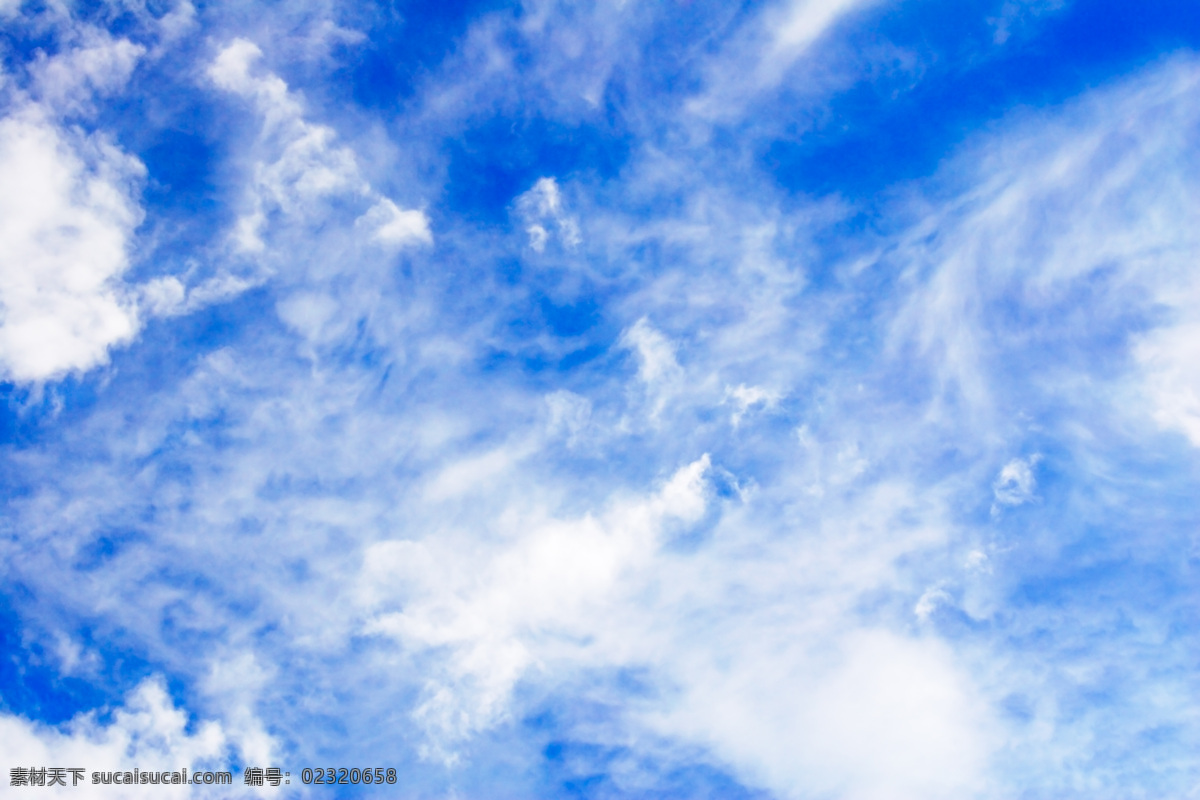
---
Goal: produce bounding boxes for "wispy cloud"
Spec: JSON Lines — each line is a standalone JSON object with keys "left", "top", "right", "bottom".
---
{"left": 1, "top": 2, "right": 1198, "bottom": 799}
{"left": 687, "top": 0, "right": 876, "bottom": 121}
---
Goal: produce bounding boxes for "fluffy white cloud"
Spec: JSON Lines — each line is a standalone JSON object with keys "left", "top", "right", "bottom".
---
{"left": 31, "top": 30, "right": 145, "bottom": 115}
{"left": 0, "top": 679, "right": 254, "bottom": 798}
{"left": 361, "top": 456, "right": 711, "bottom": 755}
{"left": 360, "top": 198, "right": 433, "bottom": 248}
{"left": 651, "top": 630, "right": 993, "bottom": 800}
{"left": 0, "top": 19, "right": 235, "bottom": 383}
{"left": 0, "top": 108, "right": 145, "bottom": 382}
{"left": 618, "top": 468, "right": 998, "bottom": 800}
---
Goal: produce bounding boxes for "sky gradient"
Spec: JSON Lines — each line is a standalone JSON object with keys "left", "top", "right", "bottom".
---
{"left": 1, "top": 1, "right": 1199, "bottom": 798}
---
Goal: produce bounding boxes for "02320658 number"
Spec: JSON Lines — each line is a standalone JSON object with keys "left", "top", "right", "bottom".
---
{"left": 300, "top": 768, "right": 397, "bottom": 785}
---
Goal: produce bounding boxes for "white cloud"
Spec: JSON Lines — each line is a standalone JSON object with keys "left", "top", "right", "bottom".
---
{"left": 138, "top": 276, "right": 187, "bottom": 316}
{"left": 769, "top": 0, "right": 869, "bottom": 70}
{"left": 725, "top": 383, "right": 782, "bottom": 426}
{"left": 208, "top": 39, "right": 295, "bottom": 115}
{"left": 1135, "top": 321, "right": 1200, "bottom": 447}
{"left": 687, "top": 0, "right": 873, "bottom": 120}
{"left": 201, "top": 653, "right": 278, "bottom": 769}
{"left": 987, "top": 0, "right": 1068, "bottom": 45}
{"left": 622, "top": 319, "right": 680, "bottom": 386}
{"left": 31, "top": 30, "right": 145, "bottom": 115}
{"left": 516, "top": 177, "right": 581, "bottom": 253}
{"left": 421, "top": 442, "right": 535, "bottom": 503}
{"left": 258, "top": 125, "right": 362, "bottom": 209}
{"left": 964, "top": 549, "right": 991, "bottom": 572}
{"left": 545, "top": 389, "right": 592, "bottom": 444}
{"left": 889, "top": 58, "right": 1200, "bottom": 426}
{"left": 209, "top": 39, "right": 430, "bottom": 257}
{"left": 652, "top": 630, "right": 992, "bottom": 800}
{"left": 914, "top": 585, "right": 953, "bottom": 620}
{"left": 0, "top": 679, "right": 249, "bottom": 798}
{"left": 619, "top": 318, "right": 685, "bottom": 418}
{"left": 362, "top": 456, "right": 711, "bottom": 755}
{"left": 0, "top": 108, "right": 145, "bottom": 382}
{"left": 992, "top": 454, "right": 1041, "bottom": 509}
{"left": 152, "top": 2, "right": 198, "bottom": 54}
{"left": 359, "top": 197, "right": 433, "bottom": 247}
{"left": 274, "top": 290, "right": 339, "bottom": 342}
{"left": 2, "top": 7, "right": 1197, "bottom": 799}
{"left": 139, "top": 272, "right": 261, "bottom": 320}
{"left": 847, "top": 57, "right": 1200, "bottom": 791}
{"left": 0, "top": 22, "right": 161, "bottom": 384}
{"left": 408, "top": 0, "right": 645, "bottom": 127}
{"left": 612, "top": 471, "right": 996, "bottom": 800}
{"left": 0, "top": 20, "right": 247, "bottom": 383}
{"left": 209, "top": 39, "right": 361, "bottom": 247}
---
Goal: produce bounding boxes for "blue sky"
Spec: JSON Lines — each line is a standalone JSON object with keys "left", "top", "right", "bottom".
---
{"left": 1, "top": 1, "right": 1199, "bottom": 798}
